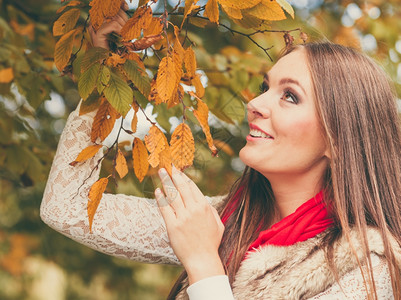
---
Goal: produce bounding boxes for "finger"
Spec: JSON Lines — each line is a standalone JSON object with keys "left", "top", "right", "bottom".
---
{"left": 121, "top": 1, "right": 129, "bottom": 11}
{"left": 159, "top": 168, "right": 185, "bottom": 211}
{"left": 117, "top": 8, "right": 129, "bottom": 22}
{"left": 155, "top": 188, "right": 176, "bottom": 221}
{"left": 211, "top": 207, "right": 225, "bottom": 232}
{"left": 171, "top": 165, "right": 197, "bottom": 207}
{"left": 113, "top": 11, "right": 128, "bottom": 27}
{"left": 173, "top": 165, "right": 206, "bottom": 204}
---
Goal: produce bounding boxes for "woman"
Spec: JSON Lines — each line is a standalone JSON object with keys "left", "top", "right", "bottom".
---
{"left": 41, "top": 11, "right": 401, "bottom": 299}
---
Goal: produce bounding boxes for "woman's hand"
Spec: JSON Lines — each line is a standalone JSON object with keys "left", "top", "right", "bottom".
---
{"left": 88, "top": 2, "right": 129, "bottom": 49}
{"left": 155, "top": 166, "right": 226, "bottom": 284}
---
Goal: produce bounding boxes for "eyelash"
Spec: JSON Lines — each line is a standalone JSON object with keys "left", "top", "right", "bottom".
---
{"left": 258, "top": 82, "right": 299, "bottom": 104}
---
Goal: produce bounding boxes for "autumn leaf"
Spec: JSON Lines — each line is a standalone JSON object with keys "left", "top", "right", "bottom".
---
{"left": 214, "top": 139, "right": 234, "bottom": 156}
{"left": 54, "top": 29, "right": 78, "bottom": 72}
{"left": 145, "top": 125, "right": 167, "bottom": 167}
{"left": 91, "top": 99, "right": 119, "bottom": 142}
{"left": 217, "top": 0, "right": 261, "bottom": 9}
{"left": 127, "top": 34, "right": 163, "bottom": 51}
{"left": 56, "top": 0, "right": 82, "bottom": 14}
{"left": 78, "top": 63, "right": 101, "bottom": 100}
{"left": 103, "top": 71, "right": 133, "bottom": 117}
{"left": 89, "top": 0, "right": 122, "bottom": 30}
{"left": 204, "top": 0, "right": 219, "bottom": 24}
{"left": 245, "top": 0, "right": 286, "bottom": 21}
{"left": 159, "top": 146, "right": 172, "bottom": 176}
{"left": 79, "top": 93, "right": 102, "bottom": 115}
{"left": 132, "top": 138, "right": 149, "bottom": 182}
{"left": 115, "top": 149, "right": 128, "bottom": 178}
{"left": 131, "top": 112, "right": 138, "bottom": 133}
{"left": 181, "top": 1, "right": 199, "bottom": 28}
{"left": 191, "top": 92, "right": 218, "bottom": 156}
{"left": 143, "top": 18, "right": 163, "bottom": 36}
{"left": 192, "top": 74, "right": 205, "bottom": 98}
{"left": 184, "top": 47, "right": 197, "bottom": 78}
{"left": 0, "top": 68, "right": 14, "bottom": 83}
{"left": 148, "top": 79, "right": 163, "bottom": 105}
{"left": 123, "top": 52, "right": 146, "bottom": 70}
{"left": 170, "top": 123, "right": 195, "bottom": 170}
{"left": 81, "top": 47, "right": 109, "bottom": 72}
{"left": 276, "top": 0, "right": 294, "bottom": 18}
{"left": 96, "top": 66, "right": 111, "bottom": 94}
{"left": 168, "top": 84, "right": 184, "bottom": 108}
{"left": 120, "top": 6, "right": 152, "bottom": 41}
{"left": 88, "top": 177, "right": 109, "bottom": 232}
{"left": 123, "top": 60, "right": 151, "bottom": 97}
{"left": 70, "top": 144, "right": 103, "bottom": 166}
{"left": 105, "top": 53, "right": 126, "bottom": 67}
{"left": 173, "top": 26, "right": 185, "bottom": 59}
{"left": 53, "top": 8, "right": 80, "bottom": 36}
{"left": 156, "top": 55, "right": 178, "bottom": 102}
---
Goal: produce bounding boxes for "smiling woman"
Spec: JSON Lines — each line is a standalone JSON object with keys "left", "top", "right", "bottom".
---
{"left": 40, "top": 16, "right": 401, "bottom": 299}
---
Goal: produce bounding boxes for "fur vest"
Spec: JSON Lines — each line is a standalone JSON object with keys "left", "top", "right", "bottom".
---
{"left": 176, "top": 227, "right": 401, "bottom": 299}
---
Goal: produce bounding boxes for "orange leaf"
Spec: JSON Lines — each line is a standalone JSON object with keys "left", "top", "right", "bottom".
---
{"left": 89, "top": 0, "right": 122, "bottom": 30}
{"left": 149, "top": 79, "right": 163, "bottom": 104}
{"left": 144, "top": 125, "right": 167, "bottom": 167}
{"left": 217, "top": 0, "right": 261, "bottom": 9}
{"left": 192, "top": 74, "right": 204, "bottom": 98}
{"left": 168, "top": 84, "right": 184, "bottom": 108}
{"left": 88, "top": 177, "right": 109, "bottom": 232}
{"left": 91, "top": 99, "right": 120, "bottom": 142}
{"left": 131, "top": 112, "right": 138, "bottom": 133}
{"left": 115, "top": 149, "right": 128, "bottom": 178}
{"left": 204, "top": 0, "right": 219, "bottom": 24}
{"left": 170, "top": 123, "right": 195, "bottom": 170}
{"left": 173, "top": 26, "right": 185, "bottom": 59}
{"left": 172, "top": 50, "right": 183, "bottom": 85}
{"left": 191, "top": 92, "right": 218, "bottom": 156}
{"left": 245, "top": 0, "right": 286, "bottom": 21}
{"left": 54, "top": 29, "right": 78, "bottom": 72}
{"left": 128, "top": 34, "right": 163, "bottom": 51}
{"left": 184, "top": 47, "right": 197, "bottom": 78}
{"left": 56, "top": 0, "right": 82, "bottom": 14}
{"left": 70, "top": 144, "right": 103, "bottom": 166}
{"left": 143, "top": 17, "right": 163, "bottom": 36}
{"left": 158, "top": 146, "right": 172, "bottom": 176}
{"left": 0, "top": 68, "right": 14, "bottom": 83}
{"left": 120, "top": 6, "right": 152, "bottom": 41}
{"left": 105, "top": 53, "right": 126, "bottom": 66}
{"left": 181, "top": 1, "right": 199, "bottom": 29}
{"left": 132, "top": 138, "right": 149, "bottom": 182}
{"left": 156, "top": 55, "right": 178, "bottom": 102}
{"left": 220, "top": 4, "right": 242, "bottom": 19}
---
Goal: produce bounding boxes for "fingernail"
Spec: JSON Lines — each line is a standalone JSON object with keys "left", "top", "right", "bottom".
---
{"left": 159, "top": 168, "right": 167, "bottom": 176}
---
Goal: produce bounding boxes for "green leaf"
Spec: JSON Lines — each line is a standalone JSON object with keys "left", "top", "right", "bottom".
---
{"left": 81, "top": 47, "right": 109, "bottom": 72}
{"left": 103, "top": 71, "right": 133, "bottom": 117}
{"left": 123, "top": 60, "right": 151, "bottom": 97}
{"left": 97, "top": 66, "right": 110, "bottom": 94}
{"left": 206, "top": 87, "right": 245, "bottom": 124}
{"left": 54, "top": 29, "right": 78, "bottom": 72}
{"left": 53, "top": 8, "right": 81, "bottom": 36}
{"left": 78, "top": 63, "right": 101, "bottom": 100}
{"left": 133, "top": 90, "right": 148, "bottom": 107}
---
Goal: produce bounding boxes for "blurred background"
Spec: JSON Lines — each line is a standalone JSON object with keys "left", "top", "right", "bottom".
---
{"left": 1, "top": 0, "right": 401, "bottom": 299}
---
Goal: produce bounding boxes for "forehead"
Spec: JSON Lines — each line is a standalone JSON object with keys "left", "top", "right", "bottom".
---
{"left": 267, "top": 49, "right": 312, "bottom": 91}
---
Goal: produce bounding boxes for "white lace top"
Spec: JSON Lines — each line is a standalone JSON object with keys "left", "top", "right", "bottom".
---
{"left": 40, "top": 107, "right": 394, "bottom": 299}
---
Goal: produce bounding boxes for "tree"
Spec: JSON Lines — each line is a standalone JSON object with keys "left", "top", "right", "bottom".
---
{"left": 1, "top": 0, "right": 400, "bottom": 299}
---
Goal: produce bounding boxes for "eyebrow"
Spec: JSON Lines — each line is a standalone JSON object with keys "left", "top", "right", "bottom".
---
{"left": 264, "top": 74, "right": 306, "bottom": 96}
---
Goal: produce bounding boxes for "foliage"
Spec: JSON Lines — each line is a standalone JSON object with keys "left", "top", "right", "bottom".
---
{"left": 1, "top": 0, "right": 401, "bottom": 299}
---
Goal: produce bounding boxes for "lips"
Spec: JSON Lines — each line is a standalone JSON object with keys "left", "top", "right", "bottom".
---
{"left": 248, "top": 123, "right": 273, "bottom": 139}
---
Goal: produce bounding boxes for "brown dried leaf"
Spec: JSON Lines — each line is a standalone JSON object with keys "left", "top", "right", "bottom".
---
{"left": 170, "top": 123, "right": 195, "bottom": 170}
{"left": 88, "top": 177, "right": 109, "bottom": 232}
{"left": 70, "top": 144, "right": 103, "bottom": 166}
{"left": 128, "top": 34, "right": 163, "bottom": 51}
{"left": 132, "top": 138, "right": 149, "bottom": 182}
{"left": 116, "top": 149, "right": 128, "bottom": 178}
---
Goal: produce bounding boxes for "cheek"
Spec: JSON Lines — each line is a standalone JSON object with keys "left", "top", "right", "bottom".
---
{"left": 283, "top": 117, "right": 325, "bottom": 152}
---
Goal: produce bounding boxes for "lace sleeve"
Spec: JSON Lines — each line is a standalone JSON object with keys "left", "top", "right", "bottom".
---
{"left": 40, "top": 107, "right": 223, "bottom": 265}
{"left": 309, "top": 254, "right": 394, "bottom": 299}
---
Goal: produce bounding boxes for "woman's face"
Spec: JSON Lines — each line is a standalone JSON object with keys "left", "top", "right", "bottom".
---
{"left": 239, "top": 49, "right": 329, "bottom": 180}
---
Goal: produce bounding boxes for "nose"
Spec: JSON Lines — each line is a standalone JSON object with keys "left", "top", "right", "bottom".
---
{"left": 247, "top": 95, "right": 270, "bottom": 120}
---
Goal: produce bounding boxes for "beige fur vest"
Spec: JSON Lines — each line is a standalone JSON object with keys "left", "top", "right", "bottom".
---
{"left": 176, "top": 227, "right": 401, "bottom": 299}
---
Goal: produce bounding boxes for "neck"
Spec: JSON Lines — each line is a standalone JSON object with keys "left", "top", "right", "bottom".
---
{"left": 266, "top": 171, "right": 325, "bottom": 220}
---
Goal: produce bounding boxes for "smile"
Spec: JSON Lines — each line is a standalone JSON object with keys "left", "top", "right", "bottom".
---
{"left": 249, "top": 129, "right": 273, "bottom": 139}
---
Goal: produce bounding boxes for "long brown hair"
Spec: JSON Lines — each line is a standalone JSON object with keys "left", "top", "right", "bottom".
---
{"left": 168, "top": 42, "right": 401, "bottom": 299}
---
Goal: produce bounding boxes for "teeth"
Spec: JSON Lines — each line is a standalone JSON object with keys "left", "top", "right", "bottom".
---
{"left": 250, "top": 129, "right": 272, "bottom": 138}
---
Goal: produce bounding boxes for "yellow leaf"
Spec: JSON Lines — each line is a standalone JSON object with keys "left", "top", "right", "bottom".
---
{"left": 156, "top": 56, "right": 178, "bottom": 102}
{"left": 245, "top": 0, "right": 286, "bottom": 21}
{"left": 144, "top": 125, "right": 167, "bottom": 167}
{"left": 172, "top": 50, "right": 183, "bottom": 85}
{"left": 221, "top": 4, "right": 242, "bottom": 19}
{"left": 53, "top": 8, "right": 80, "bottom": 36}
{"left": 170, "top": 123, "right": 195, "bottom": 170}
{"left": 116, "top": 149, "right": 128, "bottom": 178}
{"left": 54, "top": 29, "right": 78, "bottom": 71}
{"left": 143, "top": 17, "right": 163, "bottom": 36}
{"left": 168, "top": 84, "right": 184, "bottom": 108}
{"left": 56, "top": 1, "right": 82, "bottom": 14}
{"left": 91, "top": 99, "right": 120, "bottom": 142}
{"left": 89, "top": 0, "right": 122, "bottom": 30}
{"left": 120, "top": 6, "right": 152, "bottom": 41}
{"left": 88, "top": 177, "right": 109, "bottom": 232}
{"left": 191, "top": 92, "right": 218, "bottom": 156}
{"left": 149, "top": 79, "right": 163, "bottom": 105}
{"left": 105, "top": 53, "right": 126, "bottom": 66}
{"left": 173, "top": 26, "right": 185, "bottom": 59}
{"left": 158, "top": 146, "right": 172, "bottom": 176}
{"left": 204, "top": 0, "right": 219, "bottom": 24}
{"left": 70, "top": 144, "right": 103, "bottom": 166}
{"left": 0, "top": 68, "right": 14, "bottom": 83}
{"left": 181, "top": 3, "right": 200, "bottom": 29}
{"left": 132, "top": 138, "right": 149, "bottom": 182}
{"left": 131, "top": 112, "right": 138, "bottom": 133}
{"left": 184, "top": 47, "right": 197, "bottom": 78}
{"left": 192, "top": 74, "right": 204, "bottom": 98}
{"left": 217, "top": 0, "right": 261, "bottom": 9}
{"left": 276, "top": 0, "right": 294, "bottom": 18}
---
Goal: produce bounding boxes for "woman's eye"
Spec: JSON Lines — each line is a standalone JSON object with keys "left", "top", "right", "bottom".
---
{"left": 259, "top": 81, "right": 269, "bottom": 94}
{"left": 281, "top": 90, "right": 298, "bottom": 104}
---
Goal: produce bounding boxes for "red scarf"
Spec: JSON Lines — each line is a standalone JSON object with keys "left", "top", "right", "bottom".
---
{"left": 221, "top": 189, "right": 333, "bottom": 255}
